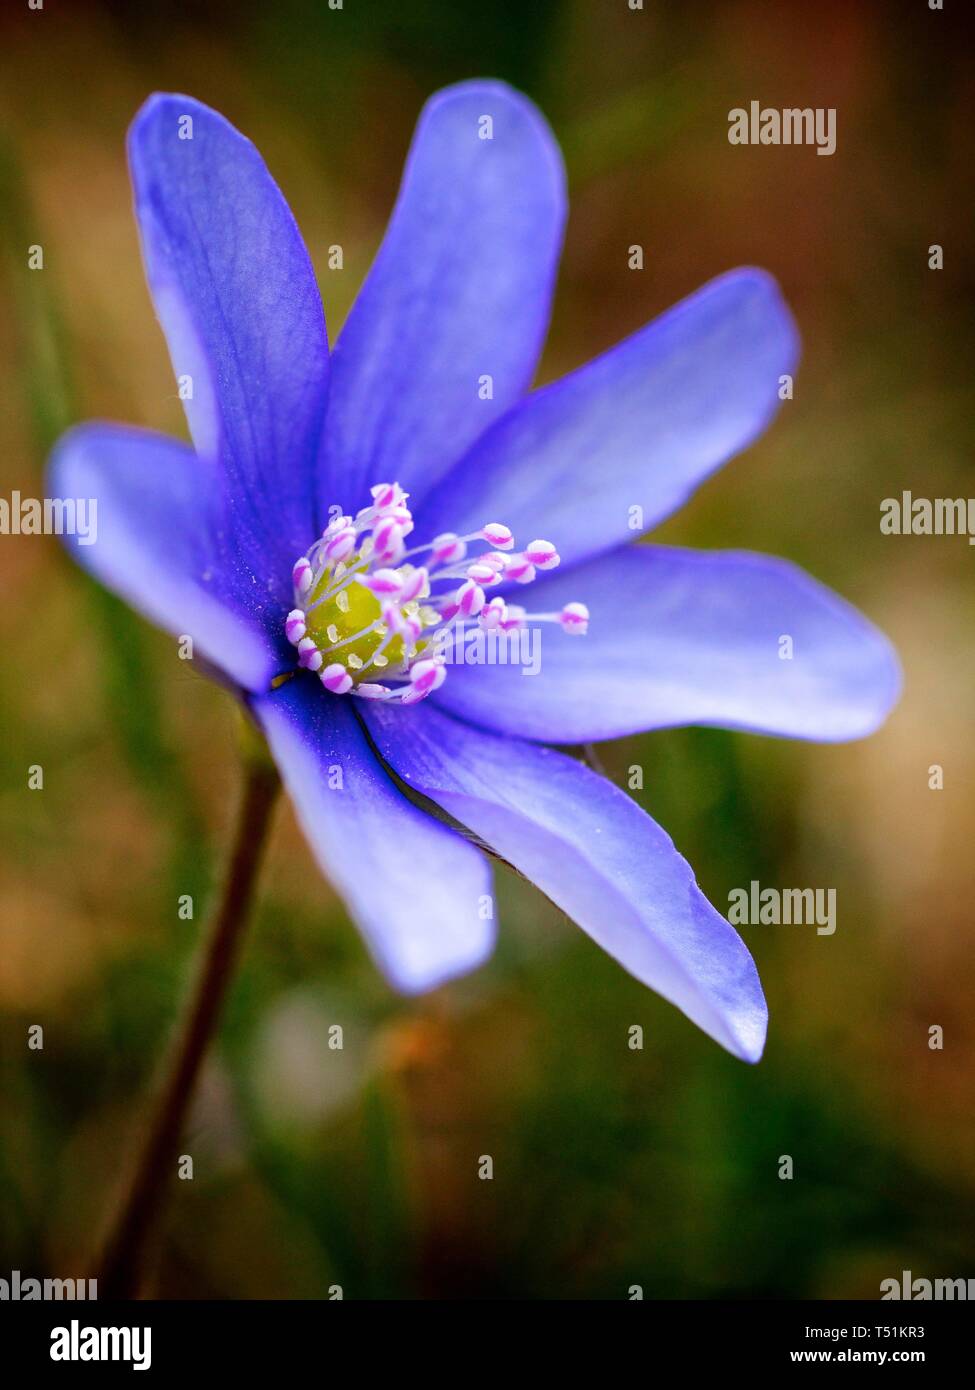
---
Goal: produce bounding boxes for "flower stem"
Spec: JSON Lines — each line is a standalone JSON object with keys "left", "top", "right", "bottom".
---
{"left": 95, "top": 747, "right": 280, "bottom": 1299}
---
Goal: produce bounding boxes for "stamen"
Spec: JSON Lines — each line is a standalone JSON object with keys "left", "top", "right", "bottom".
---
{"left": 524, "top": 539, "right": 560, "bottom": 570}
{"left": 466, "top": 561, "right": 502, "bottom": 585}
{"left": 281, "top": 484, "right": 586, "bottom": 702}
{"left": 505, "top": 556, "right": 536, "bottom": 584}
{"left": 481, "top": 522, "right": 514, "bottom": 550}
{"left": 285, "top": 609, "right": 306, "bottom": 644}
{"left": 401, "top": 659, "right": 447, "bottom": 704}
{"left": 297, "top": 636, "right": 323, "bottom": 671}
{"left": 430, "top": 533, "right": 467, "bottom": 566}
{"left": 321, "top": 662, "right": 353, "bottom": 694}
{"left": 324, "top": 524, "right": 357, "bottom": 563}
{"left": 480, "top": 596, "right": 507, "bottom": 630}
{"left": 356, "top": 568, "right": 403, "bottom": 598}
{"left": 559, "top": 602, "right": 589, "bottom": 635}
{"left": 292, "top": 558, "right": 314, "bottom": 595}
{"left": 500, "top": 604, "right": 527, "bottom": 632}
{"left": 456, "top": 579, "right": 485, "bottom": 618}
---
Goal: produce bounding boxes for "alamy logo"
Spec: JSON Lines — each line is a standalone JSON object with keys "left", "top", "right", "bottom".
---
{"left": 728, "top": 880, "right": 836, "bottom": 935}
{"left": 430, "top": 624, "right": 542, "bottom": 675}
{"left": 881, "top": 1270, "right": 975, "bottom": 1300}
{"left": 0, "top": 490, "right": 97, "bottom": 545}
{"left": 0, "top": 1269, "right": 97, "bottom": 1300}
{"left": 728, "top": 101, "right": 836, "bottom": 156}
{"left": 50, "top": 1319, "right": 151, "bottom": 1371}
{"left": 880, "top": 492, "right": 975, "bottom": 545}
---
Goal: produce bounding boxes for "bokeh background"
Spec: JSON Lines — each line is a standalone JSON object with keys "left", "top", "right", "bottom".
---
{"left": 1, "top": 0, "right": 973, "bottom": 1299}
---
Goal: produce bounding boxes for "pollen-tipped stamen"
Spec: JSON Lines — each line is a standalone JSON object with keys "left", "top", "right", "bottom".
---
{"left": 281, "top": 484, "right": 586, "bottom": 702}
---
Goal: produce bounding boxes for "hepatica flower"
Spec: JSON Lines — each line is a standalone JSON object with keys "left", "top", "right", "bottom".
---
{"left": 50, "top": 82, "right": 899, "bottom": 1064}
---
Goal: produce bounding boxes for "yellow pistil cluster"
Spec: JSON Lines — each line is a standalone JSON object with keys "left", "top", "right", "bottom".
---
{"left": 303, "top": 561, "right": 433, "bottom": 681}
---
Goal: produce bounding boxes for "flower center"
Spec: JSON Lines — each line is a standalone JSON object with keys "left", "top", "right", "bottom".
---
{"left": 282, "top": 482, "right": 587, "bottom": 703}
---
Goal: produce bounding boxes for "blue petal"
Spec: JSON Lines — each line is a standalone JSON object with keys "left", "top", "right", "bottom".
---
{"left": 431, "top": 545, "right": 902, "bottom": 743}
{"left": 419, "top": 269, "right": 798, "bottom": 569}
{"left": 49, "top": 423, "right": 284, "bottom": 692}
{"left": 255, "top": 679, "right": 495, "bottom": 992}
{"left": 363, "top": 703, "right": 767, "bottom": 1061}
{"left": 318, "top": 80, "right": 565, "bottom": 514}
{"left": 128, "top": 93, "right": 328, "bottom": 572}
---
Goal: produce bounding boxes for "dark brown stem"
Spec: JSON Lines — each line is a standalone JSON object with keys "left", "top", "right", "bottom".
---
{"left": 95, "top": 752, "right": 280, "bottom": 1299}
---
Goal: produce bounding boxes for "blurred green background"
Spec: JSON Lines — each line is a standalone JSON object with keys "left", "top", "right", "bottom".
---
{"left": 1, "top": 0, "right": 973, "bottom": 1299}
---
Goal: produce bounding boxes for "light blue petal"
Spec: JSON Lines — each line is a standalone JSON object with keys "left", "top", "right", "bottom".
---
{"left": 255, "top": 680, "right": 495, "bottom": 992}
{"left": 318, "top": 80, "right": 565, "bottom": 514}
{"left": 364, "top": 703, "right": 767, "bottom": 1061}
{"left": 431, "top": 545, "right": 902, "bottom": 743}
{"left": 49, "top": 423, "right": 283, "bottom": 692}
{"left": 128, "top": 93, "right": 328, "bottom": 571}
{"left": 419, "top": 269, "right": 798, "bottom": 568}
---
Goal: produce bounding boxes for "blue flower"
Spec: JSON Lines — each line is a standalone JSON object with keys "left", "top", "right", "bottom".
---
{"left": 49, "top": 82, "right": 900, "bottom": 1062}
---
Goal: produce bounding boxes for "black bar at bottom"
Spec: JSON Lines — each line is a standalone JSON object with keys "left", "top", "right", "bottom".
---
{"left": 0, "top": 1298, "right": 970, "bottom": 1374}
